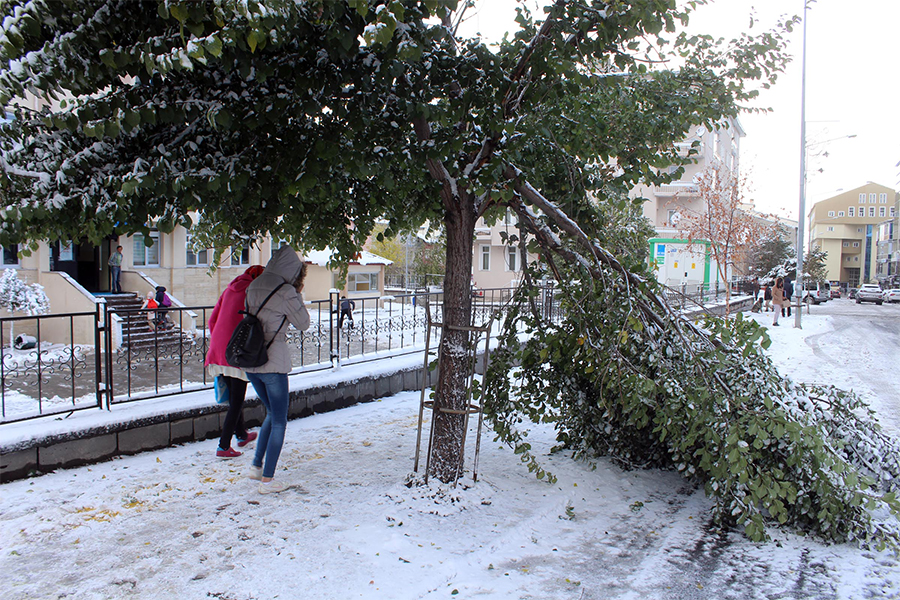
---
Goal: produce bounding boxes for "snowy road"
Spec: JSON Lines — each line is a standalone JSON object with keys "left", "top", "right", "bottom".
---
{"left": 795, "top": 298, "right": 900, "bottom": 435}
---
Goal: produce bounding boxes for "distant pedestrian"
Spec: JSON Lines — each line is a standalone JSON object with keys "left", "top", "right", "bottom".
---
{"left": 108, "top": 245, "right": 123, "bottom": 293}
{"left": 782, "top": 276, "right": 794, "bottom": 318}
{"left": 752, "top": 277, "right": 760, "bottom": 301}
{"left": 243, "top": 247, "right": 310, "bottom": 494}
{"left": 338, "top": 295, "right": 355, "bottom": 329}
{"left": 764, "top": 283, "right": 773, "bottom": 312}
{"left": 205, "top": 265, "right": 266, "bottom": 459}
{"left": 772, "top": 277, "right": 785, "bottom": 326}
{"left": 140, "top": 291, "right": 158, "bottom": 331}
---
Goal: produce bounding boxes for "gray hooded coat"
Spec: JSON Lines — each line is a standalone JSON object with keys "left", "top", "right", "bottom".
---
{"left": 242, "top": 246, "right": 311, "bottom": 374}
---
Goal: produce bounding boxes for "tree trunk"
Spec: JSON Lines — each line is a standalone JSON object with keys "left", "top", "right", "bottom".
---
{"left": 428, "top": 198, "right": 476, "bottom": 483}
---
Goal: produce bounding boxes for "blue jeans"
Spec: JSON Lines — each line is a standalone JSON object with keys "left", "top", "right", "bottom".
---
{"left": 246, "top": 372, "right": 289, "bottom": 478}
{"left": 110, "top": 266, "right": 122, "bottom": 293}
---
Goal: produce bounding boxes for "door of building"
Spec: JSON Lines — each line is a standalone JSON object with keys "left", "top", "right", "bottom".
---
{"left": 51, "top": 239, "right": 104, "bottom": 292}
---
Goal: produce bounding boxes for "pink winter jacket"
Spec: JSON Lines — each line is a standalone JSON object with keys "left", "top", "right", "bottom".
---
{"left": 205, "top": 271, "right": 257, "bottom": 369}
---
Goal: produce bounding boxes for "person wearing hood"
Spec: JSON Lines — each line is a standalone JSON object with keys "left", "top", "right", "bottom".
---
{"left": 205, "top": 264, "right": 266, "bottom": 458}
{"left": 243, "top": 246, "right": 311, "bottom": 494}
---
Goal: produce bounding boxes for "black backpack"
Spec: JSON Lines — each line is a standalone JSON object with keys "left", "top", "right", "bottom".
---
{"left": 225, "top": 282, "right": 288, "bottom": 369}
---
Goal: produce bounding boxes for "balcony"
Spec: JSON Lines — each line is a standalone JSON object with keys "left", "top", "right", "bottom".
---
{"left": 654, "top": 183, "right": 699, "bottom": 196}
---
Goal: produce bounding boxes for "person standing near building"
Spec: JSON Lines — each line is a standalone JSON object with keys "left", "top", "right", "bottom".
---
{"left": 243, "top": 247, "right": 310, "bottom": 494}
{"left": 108, "top": 245, "right": 123, "bottom": 293}
{"left": 772, "top": 277, "right": 785, "bottom": 326}
{"left": 205, "top": 264, "right": 266, "bottom": 459}
{"left": 782, "top": 276, "right": 794, "bottom": 318}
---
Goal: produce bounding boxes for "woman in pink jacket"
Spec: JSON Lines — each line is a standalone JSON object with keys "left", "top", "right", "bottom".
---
{"left": 205, "top": 264, "right": 266, "bottom": 457}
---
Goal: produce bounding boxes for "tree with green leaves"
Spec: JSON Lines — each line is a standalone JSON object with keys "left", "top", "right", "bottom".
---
{"left": 750, "top": 224, "right": 794, "bottom": 277}
{"left": 4, "top": 0, "right": 898, "bottom": 547}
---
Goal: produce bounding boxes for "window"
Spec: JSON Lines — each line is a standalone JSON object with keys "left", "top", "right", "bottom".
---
{"left": 480, "top": 245, "right": 490, "bottom": 271}
{"left": 880, "top": 193, "right": 888, "bottom": 203}
{"left": 892, "top": 207, "right": 896, "bottom": 218}
{"left": 132, "top": 231, "right": 160, "bottom": 266}
{"left": 186, "top": 236, "right": 208, "bottom": 266}
{"left": 506, "top": 246, "right": 519, "bottom": 272}
{"left": 270, "top": 238, "right": 290, "bottom": 259}
{"left": 827, "top": 211, "right": 835, "bottom": 217}
{"left": 859, "top": 193, "right": 866, "bottom": 203}
{"left": 347, "top": 272, "right": 378, "bottom": 292}
{"left": 848, "top": 207, "right": 855, "bottom": 217}
{"left": 843, "top": 242, "right": 850, "bottom": 247}
{"left": 858, "top": 228, "right": 864, "bottom": 233}
{"left": 667, "top": 209, "right": 679, "bottom": 226}
{"left": 870, "top": 193, "right": 877, "bottom": 203}
{"left": 869, "top": 207, "right": 876, "bottom": 218}
{"left": 879, "top": 207, "right": 886, "bottom": 218}
{"left": 231, "top": 246, "right": 250, "bottom": 266}
{"left": 826, "top": 226, "right": 835, "bottom": 232}
{"left": 838, "top": 211, "right": 844, "bottom": 217}
{"left": 847, "top": 256, "right": 852, "bottom": 262}
{"left": 58, "top": 241, "right": 74, "bottom": 261}
{"left": 853, "top": 242, "right": 860, "bottom": 247}
{"left": 855, "top": 257, "right": 859, "bottom": 262}
{"left": 2, "top": 244, "right": 18, "bottom": 265}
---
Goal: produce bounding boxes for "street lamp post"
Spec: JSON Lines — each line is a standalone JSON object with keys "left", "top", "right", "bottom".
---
{"left": 795, "top": 1, "right": 808, "bottom": 329}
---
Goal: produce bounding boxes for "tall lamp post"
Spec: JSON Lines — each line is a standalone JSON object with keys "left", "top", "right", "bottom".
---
{"left": 794, "top": 1, "right": 809, "bottom": 329}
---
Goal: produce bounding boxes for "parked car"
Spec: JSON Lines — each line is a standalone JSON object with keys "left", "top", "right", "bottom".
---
{"left": 856, "top": 284, "right": 884, "bottom": 305}
{"left": 801, "top": 281, "right": 831, "bottom": 305}
{"left": 848, "top": 288, "right": 858, "bottom": 299}
{"left": 884, "top": 289, "right": 900, "bottom": 303}
{"left": 830, "top": 288, "right": 841, "bottom": 299}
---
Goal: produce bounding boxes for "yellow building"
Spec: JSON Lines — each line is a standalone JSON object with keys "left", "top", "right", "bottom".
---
{"left": 807, "top": 183, "right": 897, "bottom": 287}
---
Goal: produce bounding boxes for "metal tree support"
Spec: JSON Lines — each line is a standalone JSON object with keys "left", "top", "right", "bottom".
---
{"left": 413, "top": 297, "right": 495, "bottom": 487}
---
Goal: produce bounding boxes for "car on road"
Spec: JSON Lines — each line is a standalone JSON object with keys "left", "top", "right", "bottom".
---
{"left": 856, "top": 284, "right": 884, "bottom": 305}
{"left": 830, "top": 288, "right": 842, "bottom": 298}
{"left": 801, "top": 281, "right": 831, "bottom": 304}
{"left": 883, "top": 289, "right": 900, "bottom": 303}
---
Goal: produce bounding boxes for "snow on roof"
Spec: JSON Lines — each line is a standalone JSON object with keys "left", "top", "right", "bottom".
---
{"left": 303, "top": 247, "right": 393, "bottom": 267}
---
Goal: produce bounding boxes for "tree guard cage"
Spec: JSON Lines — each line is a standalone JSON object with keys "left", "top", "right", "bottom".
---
{"left": 414, "top": 298, "right": 496, "bottom": 487}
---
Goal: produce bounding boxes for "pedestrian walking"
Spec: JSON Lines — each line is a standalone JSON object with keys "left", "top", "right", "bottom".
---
{"left": 140, "top": 291, "right": 158, "bottom": 331}
{"left": 764, "top": 283, "right": 773, "bottom": 312}
{"left": 205, "top": 265, "right": 266, "bottom": 459}
{"left": 338, "top": 295, "right": 355, "bottom": 329}
{"left": 243, "top": 247, "right": 311, "bottom": 494}
{"left": 772, "top": 277, "right": 785, "bottom": 326}
{"left": 782, "top": 276, "right": 794, "bottom": 318}
{"left": 108, "top": 245, "right": 123, "bottom": 293}
{"left": 752, "top": 277, "right": 760, "bottom": 301}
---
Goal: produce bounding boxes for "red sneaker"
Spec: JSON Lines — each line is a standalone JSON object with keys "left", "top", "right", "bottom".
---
{"left": 216, "top": 447, "right": 242, "bottom": 458}
{"left": 237, "top": 432, "right": 258, "bottom": 448}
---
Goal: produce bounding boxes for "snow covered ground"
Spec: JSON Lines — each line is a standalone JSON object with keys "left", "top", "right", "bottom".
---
{"left": 1, "top": 306, "right": 898, "bottom": 599}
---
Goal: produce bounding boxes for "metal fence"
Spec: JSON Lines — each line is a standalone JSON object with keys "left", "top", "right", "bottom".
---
{"left": 1, "top": 287, "right": 553, "bottom": 425}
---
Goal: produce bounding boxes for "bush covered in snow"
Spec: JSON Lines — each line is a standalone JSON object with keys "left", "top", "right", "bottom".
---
{"left": 484, "top": 267, "right": 900, "bottom": 550}
{"left": 0, "top": 268, "right": 50, "bottom": 316}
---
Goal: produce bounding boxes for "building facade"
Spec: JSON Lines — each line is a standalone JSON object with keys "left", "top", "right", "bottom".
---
{"left": 631, "top": 119, "right": 745, "bottom": 289}
{"left": 807, "top": 183, "right": 897, "bottom": 287}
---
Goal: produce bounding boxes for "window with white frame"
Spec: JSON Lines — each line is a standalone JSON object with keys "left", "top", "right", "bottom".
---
{"left": 827, "top": 211, "right": 835, "bottom": 217}
{"left": 480, "top": 245, "right": 490, "bottom": 271}
{"left": 853, "top": 242, "right": 860, "bottom": 247}
{"left": 843, "top": 242, "right": 850, "bottom": 247}
{"left": 880, "top": 193, "right": 888, "bottom": 203}
{"left": 667, "top": 209, "right": 679, "bottom": 226}
{"left": 2, "top": 244, "right": 18, "bottom": 265}
{"left": 859, "top": 193, "right": 866, "bottom": 203}
{"left": 132, "top": 231, "right": 160, "bottom": 266}
{"left": 186, "top": 236, "right": 209, "bottom": 266}
{"left": 838, "top": 211, "right": 844, "bottom": 217}
{"left": 826, "top": 226, "right": 835, "bottom": 232}
{"left": 506, "top": 246, "right": 518, "bottom": 272}
{"left": 855, "top": 256, "right": 859, "bottom": 262}
{"left": 848, "top": 207, "right": 855, "bottom": 217}
{"left": 847, "top": 256, "right": 852, "bottom": 262}
{"left": 879, "top": 207, "right": 886, "bottom": 218}
{"left": 858, "top": 227, "right": 863, "bottom": 232}
{"left": 869, "top": 207, "right": 876, "bottom": 217}
{"left": 870, "top": 193, "right": 877, "bottom": 203}
{"left": 270, "top": 238, "right": 289, "bottom": 259}
{"left": 231, "top": 246, "right": 250, "bottom": 266}
{"left": 347, "top": 272, "right": 378, "bottom": 292}
{"left": 892, "top": 207, "right": 896, "bottom": 217}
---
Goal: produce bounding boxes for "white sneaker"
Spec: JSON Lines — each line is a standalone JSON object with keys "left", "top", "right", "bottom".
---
{"left": 258, "top": 480, "right": 289, "bottom": 494}
{"left": 248, "top": 466, "right": 263, "bottom": 481}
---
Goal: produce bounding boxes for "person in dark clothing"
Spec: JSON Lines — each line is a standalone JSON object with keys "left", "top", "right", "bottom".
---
{"left": 782, "top": 277, "right": 794, "bottom": 318}
{"left": 154, "top": 286, "right": 172, "bottom": 328}
{"left": 338, "top": 295, "right": 355, "bottom": 329}
{"left": 764, "top": 283, "right": 773, "bottom": 312}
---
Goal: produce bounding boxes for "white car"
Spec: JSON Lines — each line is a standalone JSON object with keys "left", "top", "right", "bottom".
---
{"left": 856, "top": 284, "right": 884, "bottom": 305}
{"left": 884, "top": 289, "right": 900, "bottom": 303}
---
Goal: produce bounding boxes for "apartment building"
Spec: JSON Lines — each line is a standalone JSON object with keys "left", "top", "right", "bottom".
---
{"left": 631, "top": 119, "right": 745, "bottom": 289}
{"left": 807, "top": 183, "right": 897, "bottom": 287}
{"left": 875, "top": 192, "right": 900, "bottom": 285}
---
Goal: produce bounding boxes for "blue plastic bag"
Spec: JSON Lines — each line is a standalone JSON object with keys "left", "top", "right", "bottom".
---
{"left": 214, "top": 375, "right": 230, "bottom": 405}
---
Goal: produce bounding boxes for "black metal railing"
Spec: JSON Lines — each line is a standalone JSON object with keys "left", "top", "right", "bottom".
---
{"left": 0, "top": 286, "right": 559, "bottom": 424}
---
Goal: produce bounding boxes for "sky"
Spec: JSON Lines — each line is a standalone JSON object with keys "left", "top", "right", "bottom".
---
{"left": 457, "top": 0, "right": 900, "bottom": 220}
{"left": 2, "top": 307, "right": 900, "bottom": 599}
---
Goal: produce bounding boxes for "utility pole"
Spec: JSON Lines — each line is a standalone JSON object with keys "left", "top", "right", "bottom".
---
{"left": 795, "top": 0, "right": 808, "bottom": 329}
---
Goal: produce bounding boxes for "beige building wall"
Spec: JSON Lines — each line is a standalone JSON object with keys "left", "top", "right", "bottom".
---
{"left": 808, "top": 182, "right": 896, "bottom": 286}
{"left": 471, "top": 212, "right": 538, "bottom": 290}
